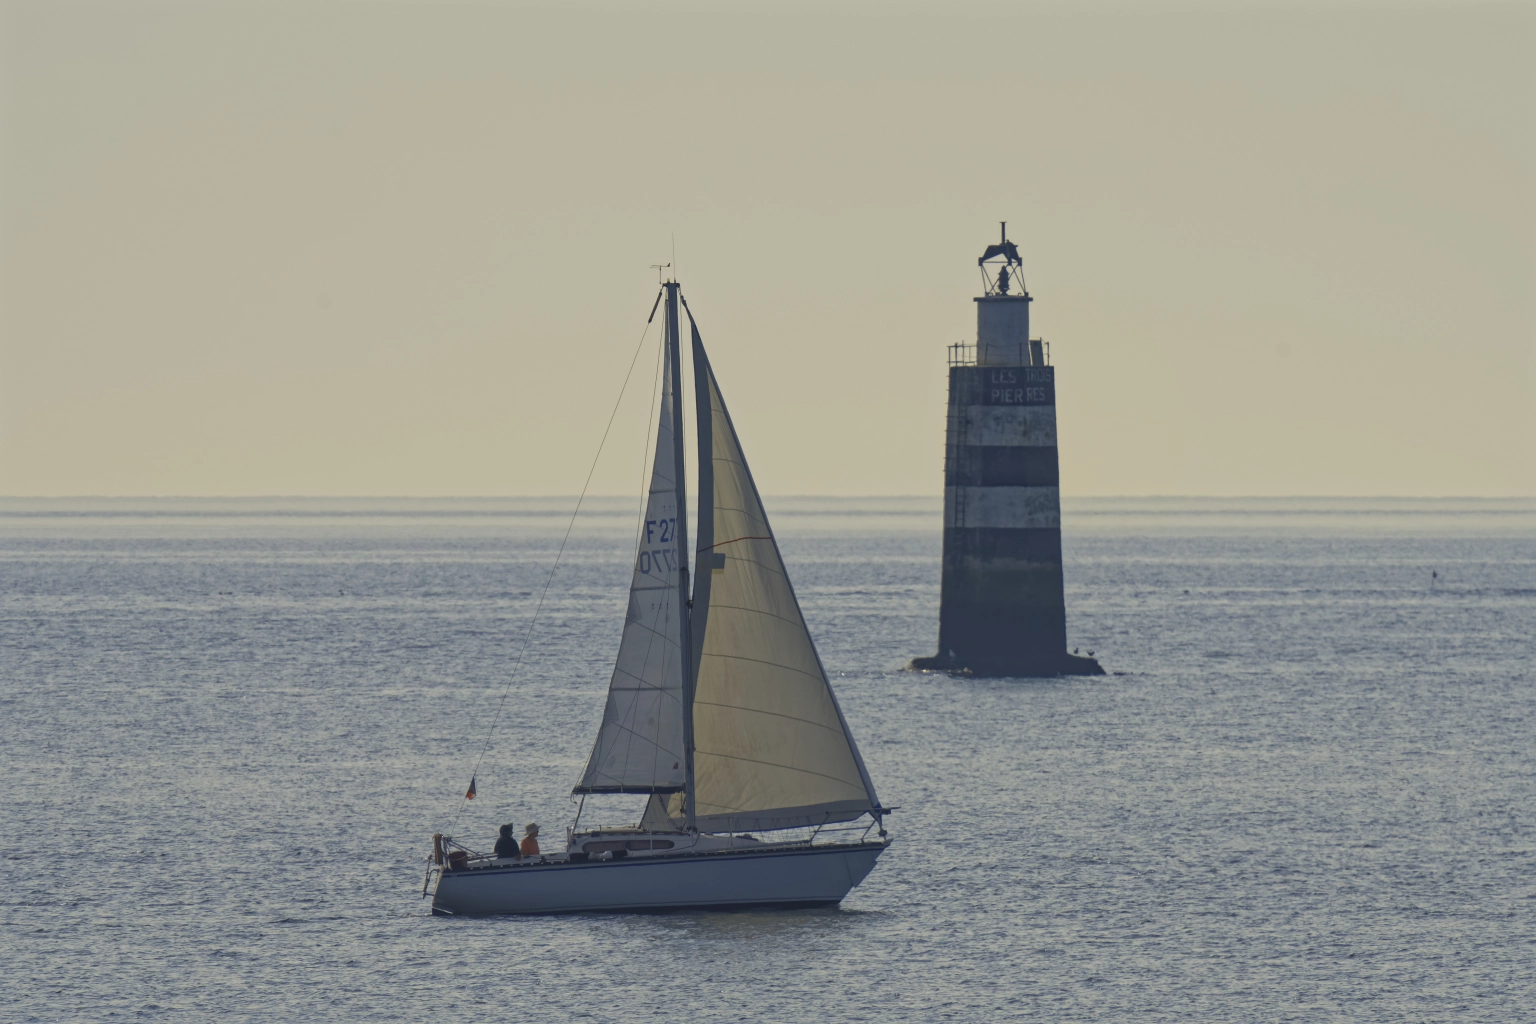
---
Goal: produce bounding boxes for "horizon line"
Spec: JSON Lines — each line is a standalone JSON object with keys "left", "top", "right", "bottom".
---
{"left": 2, "top": 494, "right": 1532, "bottom": 502}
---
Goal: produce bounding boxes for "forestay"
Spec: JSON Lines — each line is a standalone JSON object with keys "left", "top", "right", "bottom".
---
{"left": 686, "top": 321, "right": 881, "bottom": 831}
{"left": 574, "top": 343, "right": 688, "bottom": 794}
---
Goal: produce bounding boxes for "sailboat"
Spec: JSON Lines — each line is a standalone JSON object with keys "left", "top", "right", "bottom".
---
{"left": 428, "top": 280, "right": 891, "bottom": 915}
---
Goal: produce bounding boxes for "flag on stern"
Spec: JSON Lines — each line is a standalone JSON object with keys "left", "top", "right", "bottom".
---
{"left": 465, "top": 776, "right": 476, "bottom": 800}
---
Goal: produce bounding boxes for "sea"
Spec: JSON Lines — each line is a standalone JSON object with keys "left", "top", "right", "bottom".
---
{"left": 2, "top": 496, "right": 1532, "bottom": 1022}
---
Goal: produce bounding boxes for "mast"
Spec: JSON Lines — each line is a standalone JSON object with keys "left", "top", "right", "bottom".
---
{"left": 664, "top": 280, "right": 697, "bottom": 831}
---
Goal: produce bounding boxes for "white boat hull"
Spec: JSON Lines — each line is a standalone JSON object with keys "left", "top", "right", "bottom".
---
{"left": 431, "top": 841, "right": 888, "bottom": 916}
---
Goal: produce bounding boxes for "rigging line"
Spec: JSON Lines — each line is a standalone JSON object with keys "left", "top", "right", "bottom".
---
{"left": 448, "top": 289, "right": 663, "bottom": 834}
{"left": 702, "top": 534, "right": 773, "bottom": 550}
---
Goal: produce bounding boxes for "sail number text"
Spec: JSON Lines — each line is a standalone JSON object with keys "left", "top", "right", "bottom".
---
{"left": 638, "top": 518, "right": 678, "bottom": 576}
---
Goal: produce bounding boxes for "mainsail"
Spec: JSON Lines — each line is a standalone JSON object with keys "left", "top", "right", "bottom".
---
{"left": 684, "top": 317, "right": 881, "bottom": 832}
{"left": 574, "top": 334, "right": 688, "bottom": 794}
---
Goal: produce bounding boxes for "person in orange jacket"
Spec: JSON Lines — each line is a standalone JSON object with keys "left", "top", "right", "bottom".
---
{"left": 520, "top": 822, "right": 541, "bottom": 857}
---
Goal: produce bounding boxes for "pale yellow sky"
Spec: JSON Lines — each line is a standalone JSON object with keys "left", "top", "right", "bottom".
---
{"left": 2, "top": 0, "right": 1532, "bottom": 497}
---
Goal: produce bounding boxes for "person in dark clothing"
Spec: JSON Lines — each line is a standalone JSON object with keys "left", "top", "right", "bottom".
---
{"left": 494, "top": 823, "right": 522, "bottom": 859}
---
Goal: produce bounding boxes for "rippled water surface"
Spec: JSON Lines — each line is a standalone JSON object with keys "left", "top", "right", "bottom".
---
{"left": 2, "top": 497, "right": 1533, "bottom": 1022}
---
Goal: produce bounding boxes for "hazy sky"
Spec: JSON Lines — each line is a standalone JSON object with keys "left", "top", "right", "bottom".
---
{"left": 2, "top": 0, "right": 1532, "bottom": 497}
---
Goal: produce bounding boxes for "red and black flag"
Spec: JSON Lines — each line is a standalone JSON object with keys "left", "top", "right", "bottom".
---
{"left": 465, "top": 776, "right": 477, "bottom": 800}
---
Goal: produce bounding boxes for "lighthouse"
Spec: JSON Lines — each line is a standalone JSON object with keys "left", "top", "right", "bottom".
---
{"left": 913, "top": 225, "right": 1103, "bottom": 677}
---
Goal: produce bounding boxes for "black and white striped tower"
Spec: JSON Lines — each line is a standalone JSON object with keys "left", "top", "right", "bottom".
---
{"left": 914, "top": 225, "right": 1102, "bottom": 676}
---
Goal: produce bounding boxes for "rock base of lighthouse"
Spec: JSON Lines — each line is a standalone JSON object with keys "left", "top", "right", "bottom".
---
{"left": 909, "top": 653, "right": 1103, "bottom": 677}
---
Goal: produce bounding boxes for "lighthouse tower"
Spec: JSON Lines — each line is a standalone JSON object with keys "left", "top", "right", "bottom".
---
{"left": 913, "top": 225, "right": 1103, "bottom": 677}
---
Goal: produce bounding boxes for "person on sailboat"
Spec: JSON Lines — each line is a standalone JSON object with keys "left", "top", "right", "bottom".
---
{"left": 494, "top": 824, "right": 522, "bottom": 860}
{"left": 520, "top": 823, "right": 540, "bottom": 857}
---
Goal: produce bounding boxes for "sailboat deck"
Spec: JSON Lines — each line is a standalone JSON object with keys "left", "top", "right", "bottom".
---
{"left": 447, "top": 838, "right": 885, "bottom": 874}
{"left": 443, "top": 826, "right": 882, "bottom": 872}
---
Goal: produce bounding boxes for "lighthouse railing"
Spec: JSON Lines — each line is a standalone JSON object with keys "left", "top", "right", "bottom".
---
{"left": 947, "top": 342, "right": 976, "bottom": 367}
